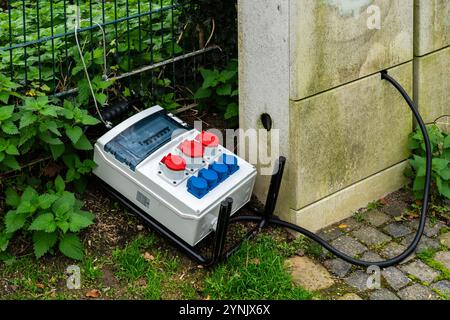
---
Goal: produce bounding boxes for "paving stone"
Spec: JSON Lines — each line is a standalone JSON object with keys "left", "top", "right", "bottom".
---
{"left": 324, "top": 259, "right": 352, "bottom": 278}
{"left": 338, "top": 293, "right": 363, "bottom": 301}
{"left": 365, "top": 210, "right": 391, "bottom": 227}
{"left": 317, "top": 227, "right": 343, "bottom": 242}
{"left": 382, "top": 267, "right": 411, "bottom": 291}
{"left": 380, "top": 242, "right": 415, "bottom": 264}
{"left": 383, "top": 223, "right": 413, "bottom": 239}
{"left": 434, "top": 251, "right": 450, "bottom": 270}
{"left": 338, "top": 217, "right": 364, "bottom": 232}
{"left": 361, "top": 251, "right": 382, "bottom": 263}
{"left": 431, "top": 281, "right": 450, "bottom": 298}
{"left": 407, "top": 219, "right": 446, "bottom": 238}
{"left": 400, "top": 260, "right": 441, "bottom": 283}
{"left": 344, "top": 271, "right": 371, "bottom": 291}
{"left": 330, "top": 236, "right": 367, "bottom": 257}
{"left": 369, "top": 289, "right": 400, "bottom": 301}
{"left": 401, "top": 234, "right": 440, "bottom": 252}
{"left": 286, "top": 256, "right": 335, "bottom": 291}
{"left": 352, "top": 227, "right": 392, "bottom": 246}
{"left": 397, "top": 284, "right": 439, "bottom": 300}
{"left": 439, "top": 232, "right": 450, "bottom": 248}
{"left": 382, "top": 203, "right": 407, "bottom": 217}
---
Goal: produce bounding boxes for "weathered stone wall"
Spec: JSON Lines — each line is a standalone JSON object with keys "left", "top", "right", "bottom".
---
{"left": 239, "top": 0, "right": 450, "bottom": 231}
{"left": 414, "top": 0, "right": 450, "bottom": 128}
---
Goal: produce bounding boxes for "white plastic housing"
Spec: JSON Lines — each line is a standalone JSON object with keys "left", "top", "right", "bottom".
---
{"left": 93, "top": 106, "right": 257, "bottom": 246}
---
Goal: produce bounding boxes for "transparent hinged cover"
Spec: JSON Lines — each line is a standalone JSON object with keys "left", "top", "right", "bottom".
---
{"left": 104, "top": 111, "right": 186, "bottom": 171}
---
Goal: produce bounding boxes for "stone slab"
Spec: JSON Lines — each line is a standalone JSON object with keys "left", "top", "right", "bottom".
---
{"left": 434, "top": 251, "right": 450, "bottom": 270}
{"left": 414, "top": 47, "right": 450, "bottom": 128}
{"left": 400, "top": 260, "right": 441, "bottom": 283}
{"left": 431, "top": 280, "right": 450, "bottom": 298}
{"left": 291, "top": 0, "right": 413, "bottom": 99}
{"left": 286, "top": 256, "right": 335, "bottom": 291}
{"left": 330, "top": 236, "right": 368, "bottom": 257}
{"left": 439, "top": 232, "right": 450, "bottom": 248}
{"left": 324, "top": 258, "right": 353, "bottom": 278}
{"left": 414, "top": 0, "right": 450, "bottom": 56}
{"left": 383, "top": 223, "right": 413, "bottom": 239}
{"left": 382, "top": 267, "right": 411, "bottom": 290}
{"left": 352, "top": 227, "right": 392, "bottom": 246}
{"left": 291, "top": 162, "right": 409, "bottom": 232}
{"left": 290, "top": 63, "right": 412, "bottom": 210}
{"left": 398, "top": 284, "right": 439, "bottom": 300}
{"left": 369, "top": 289, "right": 400, "bottom": 300}
{"left": 338, "top": 293, "right": 363, "bottom": 301}
{"left": 365, "top": 210, "right": 391, "bottom": 227}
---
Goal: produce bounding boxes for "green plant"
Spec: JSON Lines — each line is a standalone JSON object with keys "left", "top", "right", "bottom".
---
{"left": 406, "top": 125, "right": 450, "bottom": 199}
{"left": 1, "top": 176, "right": 94, "bottom": 260}
{"left": 204, "top": 235, "right": 314, "bottom": 300}
{"left": 194, "top": 59, "right": 238, "bottom": 120}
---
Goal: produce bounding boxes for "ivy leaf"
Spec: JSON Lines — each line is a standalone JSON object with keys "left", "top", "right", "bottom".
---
{"left": 4, "top": 210, "right": 27, "bottom": 233}
{"left": 32, "top": 231, "right": 58, "bottom": 259}
{"left": 1, "top": 121, "right": 19, "bottom": 135}
{"left": 69, "top": 212, "right": 94, "bottom": 232}
{"left": 0, "top": 105, "right": 14, "bottom": 121}
{"left": 49, "top": 144, "right": 65, "bottom": 160}
{"left": 38, "top": 194, "right": 59, "bottom": 209}
{"left": 19, "top": 112, "right": 38, "bottom": 129}
{"left": 29, "top": 213, "right": 57, "bottom": 233}
{"left": 73, "top": 134, "right": 93, "bottom": 150}
{"left": 5, "top": 188, "right": 21, "bottom": 208}
{"left": 65, "top": 126, "right": 83, "bottom": 144}
{"left": 59, "top": 233, "right": 84, "bottom": 260}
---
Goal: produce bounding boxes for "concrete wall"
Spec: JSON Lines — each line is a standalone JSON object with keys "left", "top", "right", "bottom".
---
{"left": 238, "top": 0, "right": 450, "bottom": 231}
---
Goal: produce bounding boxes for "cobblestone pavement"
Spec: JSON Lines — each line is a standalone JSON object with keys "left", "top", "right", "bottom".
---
{"left": 287, "top": 190, "right": 450, "bottom": 300}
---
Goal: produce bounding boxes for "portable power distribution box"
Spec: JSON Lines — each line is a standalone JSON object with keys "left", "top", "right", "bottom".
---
{"left": 93, "top": 106, "right": 257, "bottom": 246}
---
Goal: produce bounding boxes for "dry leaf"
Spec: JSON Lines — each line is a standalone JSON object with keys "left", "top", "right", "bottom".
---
{"left": 338, "top": 224, "right": 348, "bottom": 229}
{"left": 86, "top": 289, "right": 101, "bottom": 298}
{"left": 250, "top": 258, "right": 260, "bottom": 265}
{"left": 36, "top": 283, "right": 45, "bottom": 289}
{"left": 197, "top": 265, "right": 204, "bottom": 269}
{"left": 137, "top": 225, "right": 144, "bottom": 231}
{"left": 379, "top": 198, "right": 388, "bottom": 205}
{"left": 143, "top": 252, "right": 155, "bottom": 262}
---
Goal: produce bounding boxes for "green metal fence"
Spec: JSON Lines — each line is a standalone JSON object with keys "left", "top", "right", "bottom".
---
{"left": 0, "top": 0, "right": 219, "bottom": 105}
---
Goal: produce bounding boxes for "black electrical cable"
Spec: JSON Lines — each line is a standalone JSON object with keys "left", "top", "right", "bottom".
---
{"left": 268, "top": 71, "right": 432, "bottom": 268}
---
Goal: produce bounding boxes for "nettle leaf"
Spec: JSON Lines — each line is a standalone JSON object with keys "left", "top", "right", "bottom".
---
{"left": 224, "top": 103, "right": 239, "bottom": 120}
{"left": 432, "top": 158, "right": 449, "bottom": 171}
{"left": 73, "top": 134, "right": 93, "bottom": 150}
{"left": 39, "top": 131, "right": 63, "bottom": 145}
{"left": 21, "top": 186, "right": 39, "bottom": 202}
{"left": 49, "top": 144, "right": 65, "bottom": 160}
{"left": 194, "top": 87, "right": 212, "bottom": 100}
{"left": 52, "top": 192, "right": 75, "bottom": 216}
{"left": 444, "top": 135, "right": 450, "bottom": 149}
{"left": 413, "top": 176, "right": 425, "bottom": 192}
{"left": 29, "top": 213, "right": 57, "bottom": 233}
{"left": 1, "top": 121, "right": 19, "bottom": 135}
{"left": 59, "top": 233, "right": 84, "bottom": 260}
{"left": 0, "top": 151, "right": 4, "bottom": 162}
{"left": 216, "top": 83, "right": 232, "bottom": 96}
{"left": 0, "top": 232, "right": 10, "bottom": 252}
{"left": 81, "top": 113, "right": 100, "bottom": 126}
{"left": 0, "top": 105, "right": 14, "bottom": 121}
{"left": 5, "top": 144, "right": 19, "bottom": 156}
{"left": 65, "top": 126, "right": 83, "bottom": 144}
{"left": 32, "top": 231, "right": 58, "bottom": 259}
{"left": 16, "top": 200, "right": 35, "bottom": 214}
{"left": 2, "top": 155, "right": 20, "bottom": 170}
{"left": 38, "top": 194, "right": 59, "bottom": 210}
{"left": 200, "top": 69, "right": 220, "bottom": 89}
{"left": 5, "top": 188, "right": 21, "bottom": 208}
{"left": 5, "top": 210, "right": 28, "bottom": 233}
{"left": 55, "top": 175, "right": 65, "bottom": 193}
{"left": 69, "top": 212, "right": 94, "bottom": 232}
{"left": 19, "top": 112, "right": 38, "bottom": 129}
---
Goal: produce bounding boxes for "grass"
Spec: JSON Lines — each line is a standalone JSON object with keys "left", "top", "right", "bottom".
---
{"left": 203, "top": 235, "right": 314, "bottom": 300}
{"left": 416, "top": 248, "right": 450, "bottom": 282}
